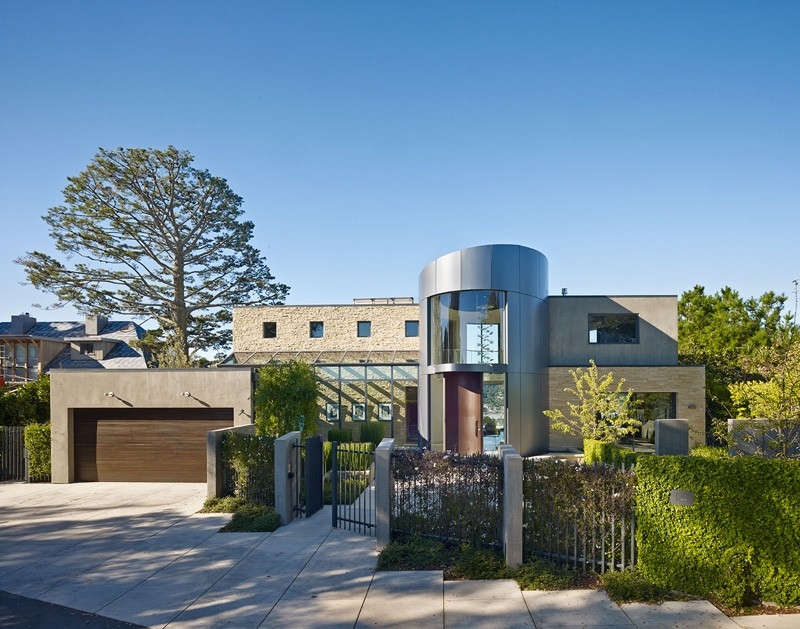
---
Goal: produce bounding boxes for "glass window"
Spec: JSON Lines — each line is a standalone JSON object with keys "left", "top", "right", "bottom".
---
{"left": 588, "top": 314, "right": 639, "bottom": 344}
{"left": 430, "top": 290, "right": 505, "bottom": 365}
{"left": 310, "top": 321, "right": 324, "bottom": 338}
{"left": 405, "top": 320, "right": 419, "bottom": 337}
{"left": 262, "top": 322, "right": 277, "bottom": 338}
{"left": 357, "top": 321, "right": 371, "bottom": 337}
{"left": 80, "top": 343, "right": 94, "bottom": 355}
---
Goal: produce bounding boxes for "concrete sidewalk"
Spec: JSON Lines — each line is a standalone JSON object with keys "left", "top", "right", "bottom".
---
{"left": 1, "top": 482, "right": 797, "bottom": 628}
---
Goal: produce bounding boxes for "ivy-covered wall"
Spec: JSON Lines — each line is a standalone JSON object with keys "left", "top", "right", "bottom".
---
{"left": 636, "top": 455, "right": 800, "bottom": 607}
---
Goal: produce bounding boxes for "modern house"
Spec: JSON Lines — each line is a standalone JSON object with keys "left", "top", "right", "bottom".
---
{"left": 0, "top": 313, "right": 148, "bottom": 383}
{"left": 224, "top": 244, "right": 706, "bottom": 455}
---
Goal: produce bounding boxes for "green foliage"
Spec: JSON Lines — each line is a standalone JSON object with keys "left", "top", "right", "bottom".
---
{"left": 690, "top": 446, "right": 729, "bottom": 459}
{"left": 635, "top": 455, "right": 800, "bottom": 607}
{"left": 23, "top": 423, "right": 51, "bottom": 479}
{"left": 200, "top": 496, "right": 248, "bottom": 513}
{"left": 324, "top": 441, "right": 372, "bottom": 473}
{"left": 601, "top": 568, "right": 671, "bottom": 603}
{"left": 359, "top": 421, "right": 385, "bottom": 449}
{"left": 544, "top": 360, "right": 639, "bottom": 443}
{"left": 451, "top": 545, "right": 510, "bottom": 580}
{"left": 221, "top": 432, "right": 275, "bottom": 503}
{"left": 254, "top": 362, "right": 319, "bottom": 438}
{"left": 15, "top": 146, "right": 288, "bottom": 361}
{"left": 0, "top": 377, "right": 51, "bottom": 426}
{"left": 376, "top": 536, "right": 459, "bottom": 572}
{"left": 327, "top": 428, "right": 352, "bottom": 442}
{"left": 514, "top": 558, "right": 580, "bottom": 591}
{"left": 583, "top": 438, "right": 639, "bottom": 466}
{"left": 220, "top": 503, "right": 280, "bottom": 532}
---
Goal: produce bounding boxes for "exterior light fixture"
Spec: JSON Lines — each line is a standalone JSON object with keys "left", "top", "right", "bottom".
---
{"left": 104, "top": 391, "right": 115, "bottom": 398}
{"left": 181, "top": 391, "right": 191, "bottom": 397}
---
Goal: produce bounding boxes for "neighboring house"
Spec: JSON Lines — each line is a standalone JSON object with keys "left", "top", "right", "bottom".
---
{"left": 0, "top": 313, "right": 148, "bottom": 383}
{"left": 222, "top": 244, "right": 706, "bottom": 455}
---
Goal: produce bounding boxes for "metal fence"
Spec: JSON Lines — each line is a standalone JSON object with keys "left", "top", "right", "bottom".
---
{"left": 221, "top": 433, "right": 276, "bottom": 505}
{"left": 331, "top": 442, "right": 375, "bottom": 535}
{"left": 522, "top": 458, "right": 636, "bottom": 572}
{"left": 0, "top": 426, "right": 26, "bottom": 481}
{"left": 391, "top": 449, "right": 503, "bottom": 549}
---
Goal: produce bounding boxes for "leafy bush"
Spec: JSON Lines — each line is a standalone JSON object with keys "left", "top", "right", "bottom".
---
{"left": 222, "top": 432, "right": 275, "bottom": 504}
{"left": 514, "top": 558, "right": 579, "bottom": 591}
{"left": 324, "top": 441, "right": 372, "bottom": 473}
{"left": 377, "top": 536, "right": 458, "bottom": 571}
{"left": 359, "top": 421, "right": 385, "bottom": 449}
{"left": 23, "top": 423, "right": 50, "bottom": 480}
{"left": 451, "top": 546, "right": 510, "bottom": 580}
{"left": 583, "top": 438, "right": 639, "bottom": 466}
{"left": 327, "top": 428, "right": 351, "bottom": 442}
{"left": 636, "top": 455, "right": 800, "bottom": 607}
{"left": 200, "top": 496, "right": 248, "bottom": 513}
{"left": 601, "top": 568, "right": 670, "bottom": 603}
{"left": 691, "top": 445, "right": 729, "bottom": 459}
{"left": 220, "top": 503, "right": 280, "bottom": 532}
{"left": 254, "top": 361, "right": 318, "bottom": 438}
{"left": 0, "top": 377, "right": 50, "bottom": 426}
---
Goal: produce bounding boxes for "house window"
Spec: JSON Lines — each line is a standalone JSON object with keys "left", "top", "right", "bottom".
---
{"left": 310, "top": 321, "right": 324, "bottom": 338}
{"left": 405, "top": 320, "right": 419, "bottom": 337}
{"left": 263, "top": 322, "right": 277, "bottom": 338}
{"left": 588, "top": 314, "right": 639, "bottom": 344}
{"left": 357, "top": 321, "right": 371, "bottom": 337}
{"left": 80, "top": 343, "right": 95, "bottom": 355}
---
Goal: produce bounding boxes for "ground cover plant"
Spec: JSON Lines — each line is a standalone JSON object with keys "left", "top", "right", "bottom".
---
{"left": 200, "top": 496, "right": 280, "bottom": 532}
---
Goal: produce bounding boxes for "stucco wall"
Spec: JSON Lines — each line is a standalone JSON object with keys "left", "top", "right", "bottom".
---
{"left": 233, "top": 304, "right": 419, "bottom": 352}
{"left": 51, "top": 368, "right": 254, "bottom": 483}
{"left": 547, "top": 365, "right": 706, "bottom": 449}
{"left": 548, "top": 296, "right": 678, "bottom": 366}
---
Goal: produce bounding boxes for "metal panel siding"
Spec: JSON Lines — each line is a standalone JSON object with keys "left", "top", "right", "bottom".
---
{"left": 490, "top": 245, "right": 521, "bottom": 293}
{"left": 461, "top": 246, "right": 493, "bottom": 290}
{"left": 505, "top": 371, "right": 522, "bottom": 451}
{"left": 419, "top": 261, "right": 437, "bottom": 301}
{"left": 506, "top": 292, "right": 522, "bottom": 372}
{"left": 433, "top": 250, "right": 462, "bottom": 295}
{"left": 519, "top": 372, "right": 537, "bottom": 455}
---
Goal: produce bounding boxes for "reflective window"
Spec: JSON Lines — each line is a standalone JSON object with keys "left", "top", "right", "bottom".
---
{"left": 357, "top": 321, "right": 371, "bottom": 337}
{"left": 405, "top": 320, "right": 419, "bottom": 337}
{"left": 310, "top": 321, "right": 324, "bottom": 338}
{"left": 430, "top": 290, "right": 505, "bottom": 365}
{"left": 588, "top": 314, "right": 638, "bottom": 344}
{"left": 262, "top": 322, "right": 277, "bottom": 338}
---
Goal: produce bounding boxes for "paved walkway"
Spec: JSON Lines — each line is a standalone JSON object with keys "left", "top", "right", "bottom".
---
{"left": 1, "top": 482, "right": 797, "bottom": 628}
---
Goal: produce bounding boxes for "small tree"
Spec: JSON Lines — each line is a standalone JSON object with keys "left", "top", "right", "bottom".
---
{"left": 254, "top": 362, "right": 318, "bottom": 438}
{"left": 0, "top": 376, "right": 51, "bottom": 426}
{"left": 544, "top": 360, "right": 639, "bottom": 443}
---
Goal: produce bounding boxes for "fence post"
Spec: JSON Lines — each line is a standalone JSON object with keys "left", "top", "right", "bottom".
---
{"left": 375, "top": 438, "right": 395, "bottom": 550}
{"left": 275, "top": 431, "right": 301, "bottom": 526}
{"left": 502, "top": 446, "right": 523, "bottom": 569}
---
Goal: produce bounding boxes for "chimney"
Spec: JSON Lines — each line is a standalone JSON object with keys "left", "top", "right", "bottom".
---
{"left": 85, "top": 315, "right": 108, "bottom": 336}
{"left": 10, "top": 313, "right": 36, "bottom": 334}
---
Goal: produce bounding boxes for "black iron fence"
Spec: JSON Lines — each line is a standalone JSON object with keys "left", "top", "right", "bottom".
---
{"left": 331, "top": 442, "right": 375, "bottom": 534}
{"left": 1, "top": 426, "right": 27, "bottom": 481}
{"left": 522, "top": 458, "right": 636, "bottom": 572}
{"left": 391, "top": 449, "right": 504, "bottom": 549}
{"left": 221, "top": 433, "right": 276, "bottom": 505}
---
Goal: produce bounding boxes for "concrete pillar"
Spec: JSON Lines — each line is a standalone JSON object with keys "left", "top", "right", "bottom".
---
{"left": 655, "top": 419, "right": 689, "bottom": 455}
{"left": 375, "top": 437, "right": 395, "bottom": 550}
{"left": 502, "top": 446, "right": 523, "bottom": 569}
{"left": 275, "top": 431, "right": 301, "bottom": 526}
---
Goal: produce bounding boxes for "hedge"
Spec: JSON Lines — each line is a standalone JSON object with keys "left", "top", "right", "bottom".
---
{"left": 636, "top": 455, "right": 800, "bottom": 607}
{"left": 583, "top": 438, "right": 638, "bottom": 466}
{"left": 221, "top": 432, "right": 275, "bottom": 504}
{"left": 23, "top": 423, "right": 51, "bottom": 481}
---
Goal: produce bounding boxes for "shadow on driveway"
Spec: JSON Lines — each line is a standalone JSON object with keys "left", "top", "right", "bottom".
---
{"left": 0, "top": 590, "right": 144, "bottom": 629}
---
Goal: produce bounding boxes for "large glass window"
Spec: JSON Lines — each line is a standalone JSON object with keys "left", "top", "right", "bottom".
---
{"left": 430, "top": 290, "right": 505, "bottom": 365}
{"left": 588, "top": 314, "right": 639, "bottom": 344}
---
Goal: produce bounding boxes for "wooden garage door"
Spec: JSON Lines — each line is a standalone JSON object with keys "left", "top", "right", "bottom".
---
{"left": 74, "top": 407, "right": 233, "bottom": 482}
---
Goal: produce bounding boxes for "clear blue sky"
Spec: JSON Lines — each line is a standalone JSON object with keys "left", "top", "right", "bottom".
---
{"left": 1, "top": 1, "right": 798, "bottom": 324}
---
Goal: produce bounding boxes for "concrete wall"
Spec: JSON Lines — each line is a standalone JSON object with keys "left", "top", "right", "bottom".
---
{"left": 548, "top": 296, "right": 678, "bottom": 366}
{"left": 51, "top": 368, "right": 254, "bottom": 483}
{"left": 547, "top": 365, "right": 706, "bottom": 450}
{"left": 233, "top": 304, "right": 419, "bottom": 353}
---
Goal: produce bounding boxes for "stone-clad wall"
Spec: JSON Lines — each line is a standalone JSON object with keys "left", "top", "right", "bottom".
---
{"left": 233, "top": 304, "right": 420, "bottom": 352}
{"left": 547, "top": 365, "right": 706, "bottom": 449}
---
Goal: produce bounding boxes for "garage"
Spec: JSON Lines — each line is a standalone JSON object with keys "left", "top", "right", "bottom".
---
{"left": 74, "top": 407, "right": 233, "bottom": 482}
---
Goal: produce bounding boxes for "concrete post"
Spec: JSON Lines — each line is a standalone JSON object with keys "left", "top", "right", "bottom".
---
{"left": 502, "top": 446, "right": 523, "bottom": 569}
{"left": 655, "top": 419, "right": 689, "bottom": 455}
{"left": 375, "top": 438, "right": 395, "bottom": 550}
{"left": 275, "top": 431, "right": 301, "bottom": 526}
{"left": 206, "top": 424, "right": 255, "bottom": 499}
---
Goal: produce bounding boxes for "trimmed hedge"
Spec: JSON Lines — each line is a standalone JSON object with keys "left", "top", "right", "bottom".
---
{"left": 221, "top": 432, "right": 275, "bottom": 504}
{"left": 636, "top": 455, "right": 800, "bottom": 607}
{"left": 583, "top": 438, "right": 638, "bottom": 466}
{"left": 23, "top": 423, "right": 51, "bottom": 481}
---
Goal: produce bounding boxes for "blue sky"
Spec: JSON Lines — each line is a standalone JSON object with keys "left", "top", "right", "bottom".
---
{"left": 1, "top": 1, "right": 798, "bottom": 324}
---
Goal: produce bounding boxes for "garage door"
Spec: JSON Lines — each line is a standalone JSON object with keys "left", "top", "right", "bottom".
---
{"left": 74, "top": 407, "right": 233, "bottom": 482}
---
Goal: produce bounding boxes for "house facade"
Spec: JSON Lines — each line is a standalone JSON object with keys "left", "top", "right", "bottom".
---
{"left": 224, "top": 245, "right": 706, "bottom": 454}
{"left": 0, "top": 313, "right": 147, "bottom": 384}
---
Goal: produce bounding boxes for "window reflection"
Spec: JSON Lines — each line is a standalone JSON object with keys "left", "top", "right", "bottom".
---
{"left": 430, "top": 290, "right": 505, "bottom": 365}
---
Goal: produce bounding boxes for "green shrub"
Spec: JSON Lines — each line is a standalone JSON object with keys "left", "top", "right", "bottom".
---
{"left": 636, "top": 455, "right": 800, "bottom": 607}
{"left": 221, "top": 432, "right": 275, "bottom": 504}
{"left": 0, "top": 377, "right": 50, "bottom": 426}
{"left": 451, "top": 545, "right": 509, "bottom": 580}
{"left": 220, "top": 503, "right": 280, "bottom": 532}
{"left": 23, "top": 423, "right": 50, "bottom": 480}
{"left": 377, "top": 536, "right": 458, "bottom": 571}
{"left": 327, "top": 428, "right": 351, "bottom": 442}
{"left": 601, "top": 568, "right": 670, "bottom": 603}
{"left": 583, "top": 438, "right": 638, "bottom": 466}
{"left": 514, "top": 558, "right": 579, "bottom": 591}
{"left": 200, "top": 496, "right": 248, "bottom": 513}
{"left": 691, "top": 445, "right": 729, "bottom": 459}
{"left": 359, "top": 422, "right": 385, "bottom": 449}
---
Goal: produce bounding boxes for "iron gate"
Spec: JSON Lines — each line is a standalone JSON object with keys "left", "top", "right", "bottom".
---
{"left": 293, "top": 435, "right": 324, "bottom": 519}
{"left": 0, "top": 427, "right": 26, "bottom": 481}
{"left": 330, "top": 442, "right": 375, "bottom": 535}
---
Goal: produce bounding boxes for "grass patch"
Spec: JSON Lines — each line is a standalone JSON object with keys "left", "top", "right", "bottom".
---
{"left": 600, "top": 567, "right": 671, "bottom": 603}
{"left": 220, "top": 503, "right": 280, "bottom": 532}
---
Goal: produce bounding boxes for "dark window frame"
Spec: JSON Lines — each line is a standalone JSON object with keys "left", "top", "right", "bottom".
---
{"left": 588, "top": 313, "right": 639, "bottom": 344}
{"left": 262, "top": 322, "right": 277, "bottom": 339}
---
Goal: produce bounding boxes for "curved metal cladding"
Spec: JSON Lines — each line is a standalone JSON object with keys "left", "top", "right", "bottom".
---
{"left": 418, "top": 244, "right": 549, "bottom": 456}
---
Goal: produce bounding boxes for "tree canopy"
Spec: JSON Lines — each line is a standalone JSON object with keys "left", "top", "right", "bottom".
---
{"left": 16, "top": 146, "right": 288, "bottom": 363}
{"left": 254, "top": 362, "right": 319, "bottom": 438}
